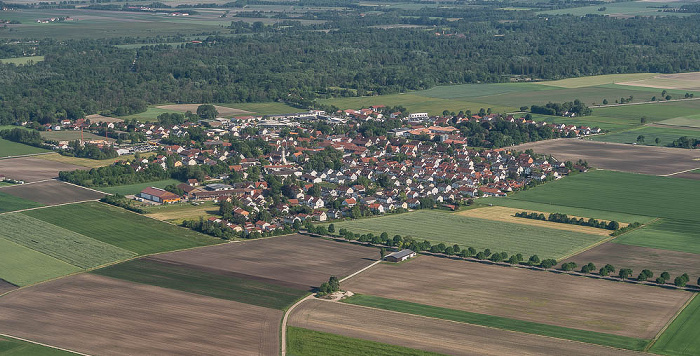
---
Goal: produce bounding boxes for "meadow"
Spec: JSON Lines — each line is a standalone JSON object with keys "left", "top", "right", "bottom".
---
{"left": 287, "top": 327, "right": 444, "bottom": 356}
{"left": 0, "top": 192, "right": 43, "bottom": 213}
{"left": 589, "top": 126, "right": 700, "bottom": 146}
{"left": 92, "top": 258, "right": 308, "bottom": 310}
{"left": 39, "top": 130, "right": 113, "bottom": 142}
{"left": 0, "top": 213, "right": 135, "bottom": 269}
{"left": 0, "top": 55, "right": 45, "bottom": 65}
{"left": 343, "top": 295, "right": 649, "bottom": 351}
{"left": 96, "top": 178, "right": 182, "bottom": 195}
{"left": 330, "top": 210, "right": 605, "bottom": 259}
{"left": 0, "top": 237, "right": 81, "bottom": 286}
{"left": 0, "top": 335, "right": 77, "bottom": 355}
{"left": 23, "top": 202, "right": 220, "bottom": 255}
{"left": 650, "top": 295, "right": 700, "bottom": 356}
{"left": 0, "top": 138, "right": 48, "bottom": 158}
{"left": 614, "top": 219, "right": 700, "bottom": 254}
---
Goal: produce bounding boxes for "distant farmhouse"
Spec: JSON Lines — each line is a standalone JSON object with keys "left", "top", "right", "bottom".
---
{"left": 385, "top": 249, "right": 416, "bottom": 263}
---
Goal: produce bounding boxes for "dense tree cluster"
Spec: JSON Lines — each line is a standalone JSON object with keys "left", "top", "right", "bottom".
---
{"left": 530, "top": 100, "right": 591, "bottom": 117}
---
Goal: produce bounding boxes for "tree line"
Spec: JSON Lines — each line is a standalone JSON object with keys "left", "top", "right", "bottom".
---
{"left": 514, "top": 211, "right": 622, "bottom": 231}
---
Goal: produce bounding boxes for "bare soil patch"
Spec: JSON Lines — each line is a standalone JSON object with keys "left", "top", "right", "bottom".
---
{"left": 156, "top": 104, "right": 252, "bottom": 117}
{"left": 0, "top": 157, "right": 84, "bottom": 183}
{"left": 0, "top": 274, "right": 281, "bottom": 356}
{"left": 1, "top": 180, "right": 103, "bottom": 205}
{"left": 289, "top": 300, "right": 639, "bottom": 356}
{"left": 567, "top": 242, "right": 700, "bottom": 279}
{"left": 85, "top": 114, "right": 123, "bottom": 124}
{"left": 618, "top": 72, "right": 700, "bottom": 90}
{"left": 343, "top": 255, "right": 690, "bottom": 339}
{"left": 457, "top": 206, "right": 614, "bottom": 236}
{"left": 152, "top": 234, "right": 378, "bottom": 290}
{"left": 514, "top": 139, "right": 700, "bottom": 176}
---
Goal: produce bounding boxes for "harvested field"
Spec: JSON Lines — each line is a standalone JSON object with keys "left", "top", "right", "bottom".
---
{"left": 0, "top": 157, "right": 83, "bottom": 183}
{"left": 566, "top": 242, "right": 700, "bottom": 280}
{"left": 343, "top": 255, "right": 691, "bottom": 339}
{"left": 1, "top": 180, "right": 103, "bottom": 205}
{"left": 457, "top": 206, "right": 614, "bottom": 236}
{"left": 513, "top": 139, "right": 700, "bottom": 176}
{"left": 36, "top": 151, "right": 156, "bottom": 168}
{"left": 144, "top": 201, "right": 219, "bottom": 222}
{"left": 618, "top": 72, "right": 700, "bottom": 90}
{"left": 85, "top": 114, "right": 123, "bottom": 124}
{"left": 151, "top": 234, "right": 378, "bottom": 289}
{"left": 288, "top": 300, "right": 640, "bottom": 356}
{"left": 0, "top": 274, "right": 281, "bottom": 356}
{"left": 156, "top": 104, "right": 252, "bottom": 117}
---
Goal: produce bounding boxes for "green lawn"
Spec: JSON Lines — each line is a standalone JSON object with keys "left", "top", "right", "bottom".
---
{"left": 23, "top": 202, "right": 220, "bottom": 255}
{"left": 287, "top": 327, "right": 445, "bottom": 356}
{"left": 0, "top": 192, "right": 43, "bottom": 214}
{"left": 0, "top": 56, "right": 45, "bottom": 65}
{"left": 614, "top": 219, "right": 700, "bottom": 254}
{"left": 0, "top": 138, "right": 48, "bottom": 158}
{"left": 589, "top": 126, "right": 700, "bottom": 146}
{"left": 650, "top": 295, "right": 700, "bottom": 356}
{"left": 343, "top": 295, "right": 649, "bottom": 351}
{"left": 0, "top": 237, "right": 81, "bottom": 286}
{"left": 504, "top": 170, "right": 700, "bottom": 223}
{"left": 97, "top": 179, "right": 182, "bottom": 195}
{"left": 0, "top": 213, "right": 136, "bottom": 269}
{"left": 329, "top": 210, "right": 605, "bottom": 259}
{"left": 93, "top": 258, "right": 308, "bottom": 310}
{"left": 0, "top": 335, "right": 77, "bottom": 355}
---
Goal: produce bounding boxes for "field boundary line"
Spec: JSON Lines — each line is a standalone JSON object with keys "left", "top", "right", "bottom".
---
{"left": 644, "top": 293, "right": 697, "bottom": 352}
{"left": 557, "top": 218, "right": 659, "bottom": 261}
{"left": 0, "top": 199, "right": 100, "bottom": 216}
{"left": 0, "top": 152, "right": 54, "bottom": 160}
{"left": 323, "top": 299, "right": 645, "bottom": 353}
{"left": 662, "top": 167, "right": 700, "bottom": 177}
{"left": 0, "top": 178, "right": 53, "bottom": 189}
{"left": 0, "top": 333, "right": 91, "bottom": 356}
{"left": 58, "top": 179, "right": 110, "bottom": 195}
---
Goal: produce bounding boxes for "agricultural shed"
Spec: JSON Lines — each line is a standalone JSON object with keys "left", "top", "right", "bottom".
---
{"left": 139, "top": 187, "right": 180, "bottom": 204}
{"left": 385, "top": 249, "right": 416, "bottom": 262}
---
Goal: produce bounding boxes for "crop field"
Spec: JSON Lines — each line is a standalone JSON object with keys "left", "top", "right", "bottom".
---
{"left": 156, "top": 104, "right": 252, "bottom": 117}
{"left": 287, "top": 327, "right": 444, "bottom": 356}
{"left": 1, "top": 180, "right": 104, "bottom": 205}
{"left": 565, "top": 242, "right": 700, "bottom": 280}
{"left": 592, "top": 100, "right": 700, "bottom": 124}
{"left": 513, "top": 140, "right": 700, "bottom": 176}
{"left": 618, "top": 72, "right": 700, "bottom": 91}
{"left": 657, "top": 115, "right": 700, "bottom": 129}
{"left": 0, "top": 335, "right": 77, "bottom": 356}
{"left": 0, "top": 192, "right": 42, "bottom": 214}
{"left": 0, "top": 274, "right": 282, "bottom": 355}
{"left": 456, "top": 206, "right": 613, "bottom": 236}
{"left": 541, "top": 73, "right": 658, "bottom": 88}
{"left": 342, "top": 255, "right": 691, "bottom": 339}
{"left": 343, "top": 295, "right": 647, "bottom": 350}
{"left": 39, "top": 130, "right": 114, "bottom": 143}
{"left": 330, "top": 210, "right": 606, "bottom": 259}
{"left": 0, "top": 213, "right": 135, "bottom": 269}
{"left": 540, "top": 1, "right": 696, "bottom": 17}
{"left": 0, "top": 55, "right": 45, "bottom": 65}
{"left": 93, "top": 258, "right": 308, "bottom": 309}
{"left": 501, "top": 170, "right": 700, "bottom": 222}
{"left": 150, "top": 234, "right": 378, "bottom": 289}
{"left": 590, "top": 126, "right": 700, "bottom": 146}
{"left": 0, "top": 139, "right": 48, "bottom": 158}
{"left": 614, "top": 219, "right": 700, "bottom": 254}
{"left": 143, "top": 201, "right": 219, "bottom": 222}
{"left": 0, "top": 279, "right": 17, "bottom": 295}
{"left": 97, "top": 178, "right": 182, "bottom": 196}
{"left": 23, "top": 202, "right": 220, "bottom": 255}
{"left": 0, "top": 238, "right": 81, "bottom": 286}
{"left": 36, "top": 151, "right": 156, "bottom": 168}
{"left": 650, "top": 295, "right": 700, "bottom": 356}
{"left": 0, "top": 157, "right": 84, "bottom": 183}
{"left": 288, "top": 300, "right": 641, "bottom": 356}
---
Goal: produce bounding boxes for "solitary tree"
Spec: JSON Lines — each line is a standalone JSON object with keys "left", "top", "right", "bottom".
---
{"left": 636, "top": 135, "right": 645, "bottom": 144}
{"left": 661, "top": 271, "right": 671, "bottom": 280}
{"left": 640, "top": 117, "right": 647, "bottom": 124}
{"left": 196, "top": 104, "right": 218, "bottom": 119}
{"left": 328, "top": 223, "right": 335, "bottom": 234}
{"left": 655, "top": 137, "right": 660, "bottom": 145}
{"left": 619, "top": 268, "right": 633, "bottom": 280}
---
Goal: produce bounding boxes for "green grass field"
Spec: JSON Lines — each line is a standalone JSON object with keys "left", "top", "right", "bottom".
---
{"left": 614, "top": 219, "right": 700, "bottom": 254}
{"left": 287, "top": 327, "right": 445, "bottom": 356}
{"left": 0, "top": 192, "right": 43, "bottom": 213}
{"left": 541, "top": 74, "right": 658, "bottom": 89}
{"left": 650, "top": 295, "right": 700, "bottom": 356}
{"left": 39, "top": 130, "right": 113, "bottom": 142}
{"left": 93, "top": 258, "right": 308, "bottom": 310}
{"left": 0, "top": 138, "right": 48, "bottom": 158}
{"left": 23, "top": 202, "right": 220, "bottom": 255}
{"left": 343, "top": 295, "right": 649, "bottom": 351}
{"left": 540, "top": 1, "right": 696, "bottom": 17}
{"left": 0, "top": 56, "right": 45, "bottom": 65}
{"left": 329, "top": 210, "right": 605, "bottom": 259}
{"left": 592, "top": 100, "right": 700, "bottom": 124}
{"left": 0, "top": 335, "right": 77, "bottom": 355}
{"left": 589, "top": 126, "right": 700, "bottom": 146}
{"left": 0, "top": 237, "right": 81, "bottom": 286}
{"left": 96, "top": 179, "right": 182, "bottom": 195}
{"left": 0, "top": 213, "right": 136, "bottom": 269}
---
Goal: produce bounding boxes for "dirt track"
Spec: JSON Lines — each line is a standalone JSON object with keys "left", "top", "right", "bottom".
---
{"left": 152, "top": 234, "right": 378, "bottom": 289}
{"left": 1, "top": 180, "right": 103, "bottom": 205}
{"left": 513, "top": 139, "right": 700, "bottom": 176}
{"left": 343, "top": 255, "right": 690, "bottom": 339}
{"left": 0, "top": 274, "right": 281, "bottom": 356}
{"left": 0, "top": 157, "right": 84, "bottom": 183}
{"left": 289, "top": 300, "right": 640, "bottom": 356}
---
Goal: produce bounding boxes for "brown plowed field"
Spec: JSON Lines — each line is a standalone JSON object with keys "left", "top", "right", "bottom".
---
{"left": 0, "top": 274, "right": 281, "bottom": 356}
{"left": 566, "top": 242, "right": 700, "bottom": 279}
{"left": 289, "top": 300, "right": 639, "bottom": 356}
{"left": 0, "top": 157, "right": 84, "bottom": 183}
{"left": 1, "top": 180, "right": 103, "bottom": 205}
{"left": 152, "top": 234, "right": 378, "bottom": 289}
{"left": 343, "top": 255, "right": 690, "bottom": 339}
{"left": 0, "top": 279, "right": 17, "bottom": 295}
{"left": 513, "top": 139, "right": 700, "bottom": 176}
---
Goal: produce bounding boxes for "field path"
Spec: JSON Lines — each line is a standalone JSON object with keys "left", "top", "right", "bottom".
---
{"left": 280, "top": 258, "right": 381, "bottom": 356}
